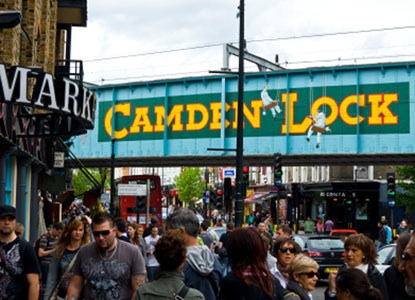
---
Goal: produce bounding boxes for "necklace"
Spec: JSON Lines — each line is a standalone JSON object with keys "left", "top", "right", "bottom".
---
{"left": 99, "top": 240, "right": 118, "bottom": 260}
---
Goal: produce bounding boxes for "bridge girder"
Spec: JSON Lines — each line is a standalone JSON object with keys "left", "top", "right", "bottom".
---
{"left": 64, "top": 154, "right": 415, "bottom": 168}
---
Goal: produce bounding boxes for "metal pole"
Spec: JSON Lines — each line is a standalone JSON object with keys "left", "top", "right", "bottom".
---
{"left": 110, "top": 139, "right": 115, "bottom": 215}
{"left": 235, "top": 0, "right": 245, "bottom": 227}
{"left": 146, "top": 179, "right": 150, "bottom": 226}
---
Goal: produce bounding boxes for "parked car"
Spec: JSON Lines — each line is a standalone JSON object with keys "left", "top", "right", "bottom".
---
{"left": 207, "top": 227, "right": 226, "bottom": 247}
{"left": 376, "top": 243, "right": 396, "bottom": 274}
{"left": 302, "top": 235, "right": 345, "bottom": 279}
{"left": 291, "top": 234, "right": 309, "bottom": 250}
{"left": 329, "top": 229, "right": 358, "bottom": 241}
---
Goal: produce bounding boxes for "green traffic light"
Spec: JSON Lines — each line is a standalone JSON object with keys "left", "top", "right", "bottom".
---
{"left": 388, "top": 190, "right": 396, "bottom": 197}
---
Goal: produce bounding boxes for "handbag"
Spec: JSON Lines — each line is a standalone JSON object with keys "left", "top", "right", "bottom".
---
{"left": 49, "top": 252, "right": 79, "bottom": 300}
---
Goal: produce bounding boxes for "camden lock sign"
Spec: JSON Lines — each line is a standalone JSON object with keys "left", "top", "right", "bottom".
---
{"left": 0, "top": 64, "right": 96, "bottom": 160}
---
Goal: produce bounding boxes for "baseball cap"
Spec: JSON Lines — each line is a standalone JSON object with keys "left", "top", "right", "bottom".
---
{"left": 0, "top": 205, "right": 16, "bottom": 219}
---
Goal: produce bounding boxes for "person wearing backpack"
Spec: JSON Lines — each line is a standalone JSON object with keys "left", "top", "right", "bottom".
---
{"left": 37, "top": 221, "right": 64, "bottom": 291}
{"left": 166, "top": 209, "right": 222, "bottom": 300}
{"left": 136, "top": 229, "right": 204, "bottom": 300}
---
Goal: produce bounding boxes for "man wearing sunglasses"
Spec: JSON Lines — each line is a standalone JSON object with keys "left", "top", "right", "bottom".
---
{"left": 399, "top": 232, "right": 415, "bottom": 298}
{"left": 66, "top": 212, "right": 146, "bottom": 299}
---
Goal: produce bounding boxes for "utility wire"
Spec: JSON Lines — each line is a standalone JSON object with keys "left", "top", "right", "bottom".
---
{"left": 249, "top": 25, "right": 415, "bottom": 43}
{"left": 83, "top": 25, "right": 415, "bottom": 63}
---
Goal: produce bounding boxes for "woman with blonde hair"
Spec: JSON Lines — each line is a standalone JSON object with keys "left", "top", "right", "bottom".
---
{"left": 284, "top": 254, "right": 319, "bottom": 300}
{"left": 43, "top": 218, "right": 91, "bottom": 300}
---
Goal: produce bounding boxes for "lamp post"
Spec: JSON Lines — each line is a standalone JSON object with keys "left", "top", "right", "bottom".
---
{"left": 0, "top": 11, "right": 22, "bottom": 28}
{"left": 234, "top": 0, "right": 245, "bottom": 227}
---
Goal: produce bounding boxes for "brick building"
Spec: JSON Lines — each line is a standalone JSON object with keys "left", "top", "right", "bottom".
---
{"left": 0, "top": 0, "right": 95, "bottom": 242}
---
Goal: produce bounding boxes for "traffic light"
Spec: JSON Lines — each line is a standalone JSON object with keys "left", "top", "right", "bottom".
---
{"left": 210, "top": 190, "right": 217, "bottom": 207}
{"left": 127, "top": 196, "right": 146, "bottom": 213}
{"left": 387, "top": 172, "right": 396, "bottom": 207}
{"left": 273, "top": 153, "right": 283, "bottom": 187}
{"left": 216, "top": 189, "right": 223, "bottom": 210}
{"left": 242, "top": 166, "right": 249, "bottom": 183}
{"left": 136, "top": 196, "right": 146, "bottom": 213}
{"left": 224, "top": 177, "right": 232, "bottom": 206}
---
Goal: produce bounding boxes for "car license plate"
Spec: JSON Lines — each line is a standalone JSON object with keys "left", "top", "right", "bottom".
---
{"left": 325, "top": 267, "right": 339, "bottom": 273}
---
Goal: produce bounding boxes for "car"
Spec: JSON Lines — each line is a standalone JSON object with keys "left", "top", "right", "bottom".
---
{"left": 291, "top": 234, "right": 309, "bottom": 250}
{"left": 302, "top": 235, "right": 345, "bottom": 280}
{"left": 207, "top": 227, "right": 226, "bottom": 247}
{"left": 329, "top": 229, "right": 358, "bottom": 241}
{"left": 376, "top": 243, "right": 396, "bottom": 274}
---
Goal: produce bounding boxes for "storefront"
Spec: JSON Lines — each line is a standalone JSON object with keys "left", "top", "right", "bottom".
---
{"left": 293, "top": 181, "right": 381, "bottom": 238}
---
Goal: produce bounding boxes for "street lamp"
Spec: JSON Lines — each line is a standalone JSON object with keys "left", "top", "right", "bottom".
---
{"left": 0, "top": 11, "right": 22, "bottom": 28}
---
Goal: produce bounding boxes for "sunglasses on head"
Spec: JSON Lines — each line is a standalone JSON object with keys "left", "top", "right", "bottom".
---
{"left": 92, "top": 230, "right": 111, "bottom": 237}
{"left": 280, "top": 247, "right": 296, "bottom": 254}
{"left": 299, "top": 271, "right": 319, "bottom": 278}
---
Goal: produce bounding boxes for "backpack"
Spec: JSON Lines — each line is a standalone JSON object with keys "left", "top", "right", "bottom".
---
{"left": 173, "top": 285, "right": 189, "bottom": 300}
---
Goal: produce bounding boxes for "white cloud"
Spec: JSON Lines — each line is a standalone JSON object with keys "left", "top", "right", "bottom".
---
{"left": 72, "top": 0, "right": 415, "bottom": 84}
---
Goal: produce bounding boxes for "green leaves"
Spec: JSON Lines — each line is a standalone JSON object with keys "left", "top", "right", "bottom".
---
{"left": 174, "top": 167, "right": 206, "bottom": 204}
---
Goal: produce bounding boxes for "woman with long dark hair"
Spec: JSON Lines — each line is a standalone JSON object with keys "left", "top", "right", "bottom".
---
{"left": 43, "top": 218, "right": 91, "bottom": 300}
{"left": 336, "top": 268, "right": 383, "bottom": 300}
{"left": 219, "top": 227, "right": 284, "bottom": 300}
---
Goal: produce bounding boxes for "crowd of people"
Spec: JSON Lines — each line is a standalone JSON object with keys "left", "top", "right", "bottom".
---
{"left": 1, "top": 203, "right": 415, "bottom": 300}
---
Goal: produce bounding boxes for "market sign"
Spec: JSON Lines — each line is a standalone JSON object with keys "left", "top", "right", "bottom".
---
{"left": 0, "top": 64, "right": 96, "bottom": 139}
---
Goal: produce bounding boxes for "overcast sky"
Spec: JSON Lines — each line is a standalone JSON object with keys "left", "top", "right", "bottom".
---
{"left": 72, "top": 0, "right": 415, "bottom": 85}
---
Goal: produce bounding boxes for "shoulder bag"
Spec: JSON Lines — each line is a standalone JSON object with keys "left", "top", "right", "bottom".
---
{"left": 49, "top": 251, "right": 79, "bottom": 300}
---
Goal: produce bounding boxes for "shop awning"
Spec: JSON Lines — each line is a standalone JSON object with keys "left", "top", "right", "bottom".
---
{"left": 244, "top": 192, "right": 279, "bottom": 203}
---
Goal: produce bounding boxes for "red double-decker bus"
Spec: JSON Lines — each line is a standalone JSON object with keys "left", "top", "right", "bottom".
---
{"left": 114, "top": 175, "right": 162, "bottom": 227}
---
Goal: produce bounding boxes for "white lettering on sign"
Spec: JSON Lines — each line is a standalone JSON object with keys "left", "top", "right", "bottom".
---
{"left": 223, "top": 168, "right": 236, "bottom": 178}
{"left": 53, "top": 152, "right": 65, "bottom": 168}
{"left": 118, "top": 184, "right": 147, "bottom": 196}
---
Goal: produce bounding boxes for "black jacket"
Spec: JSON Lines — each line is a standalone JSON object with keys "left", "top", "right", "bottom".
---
{"left": 220, "top": 273, "right": 284, "bottom": 300}
{"left": 325, "top": 264, "right": 389, "bottom": 300}
{"left": 284, "top": 280, "right": 312, "bottom": 300}
{"left": 384, "top": 265, "right": 415, "bottom": 300}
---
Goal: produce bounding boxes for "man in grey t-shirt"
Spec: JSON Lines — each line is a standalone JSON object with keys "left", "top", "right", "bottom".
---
{"left": 66, "top": 212, "right": 146, "bottom": 299}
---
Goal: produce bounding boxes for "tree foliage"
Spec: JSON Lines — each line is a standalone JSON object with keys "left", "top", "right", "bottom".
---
{"left": 72, "top": 168, "right": 109, "bottom": 196}
{"left": 396, "top": 165, "right": 415, "bottom": 212}
{"left": 174, "top": 167, "right": 205, "bottom": 204}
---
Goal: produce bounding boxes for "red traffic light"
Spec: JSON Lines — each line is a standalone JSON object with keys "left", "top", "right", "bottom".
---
{"left": 243, "top": 166, "right": 249, "bottom": 173}
{"left": 217, "top": 189, "right": 223, "bottom": 196}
